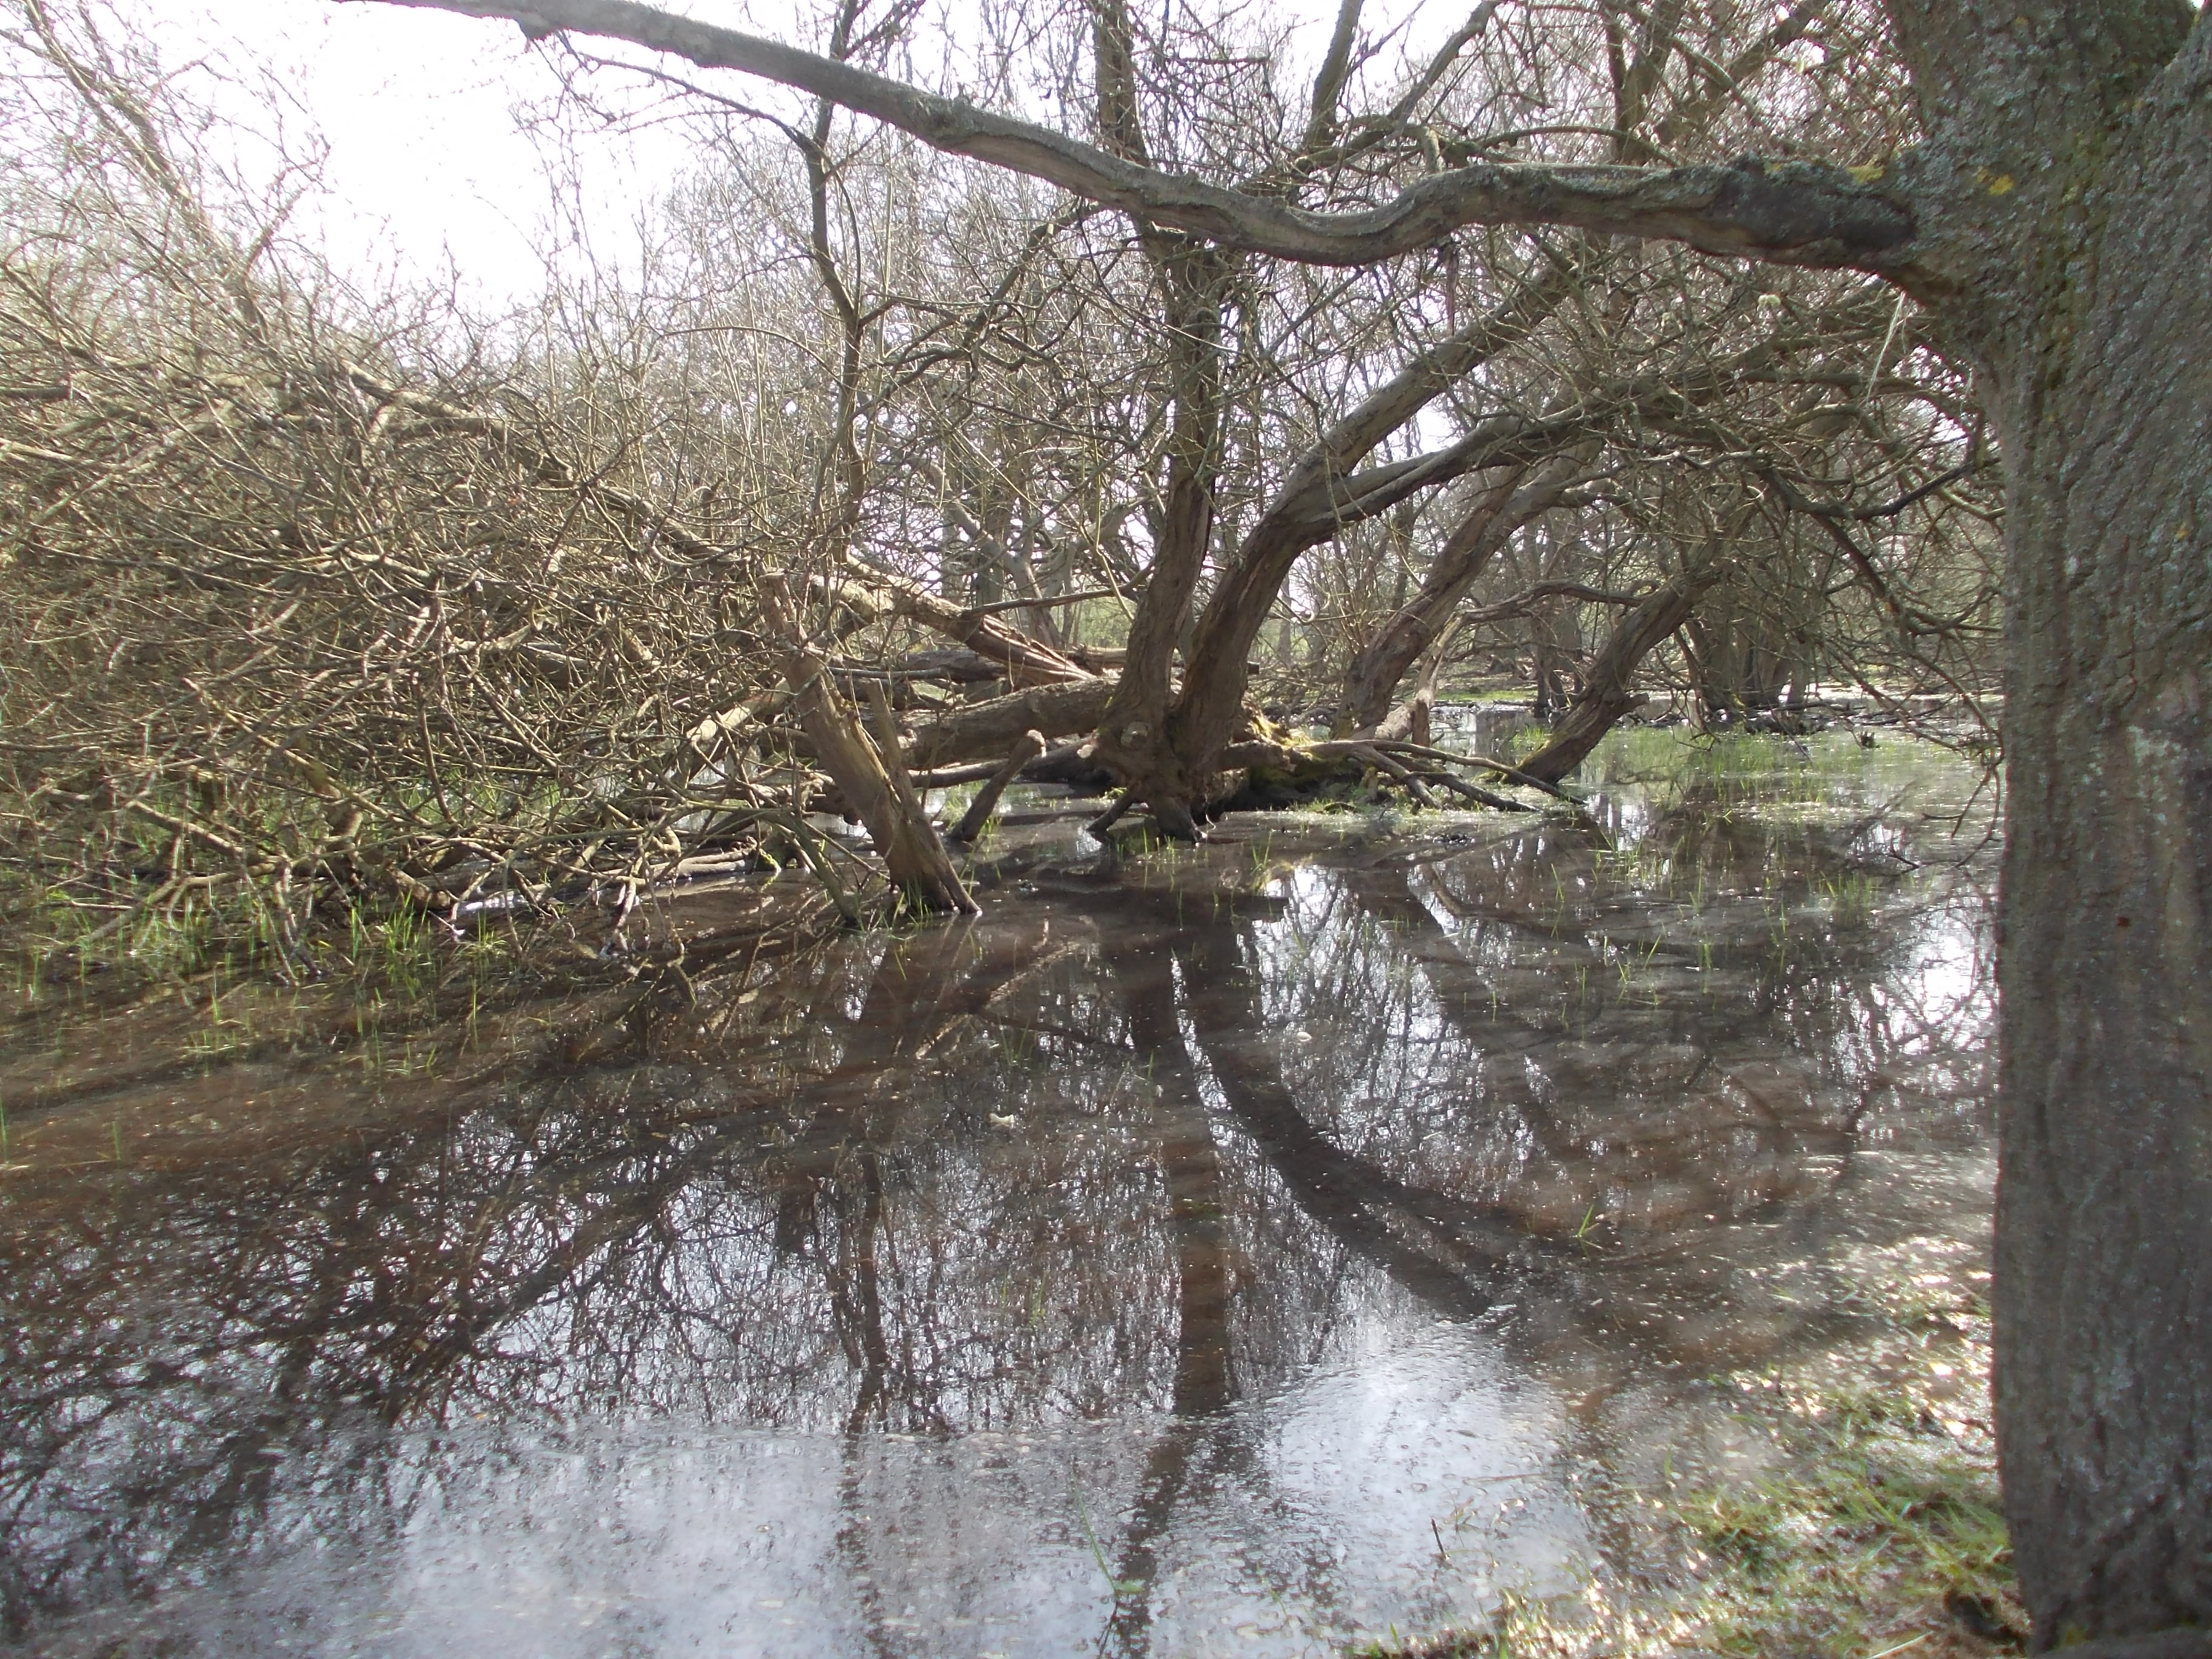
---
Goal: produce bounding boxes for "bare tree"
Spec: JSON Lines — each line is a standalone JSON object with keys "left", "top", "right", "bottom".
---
{"left": 366, "top": 0, "right": 2212, "bottom": 1641}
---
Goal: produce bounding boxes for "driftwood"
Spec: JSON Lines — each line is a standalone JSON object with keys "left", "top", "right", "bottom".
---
{"left": 947, "top": 730, "right": 1047, "bottom": 842}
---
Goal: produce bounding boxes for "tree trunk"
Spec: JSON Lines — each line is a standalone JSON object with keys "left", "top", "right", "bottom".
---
{"left": 1682, "top": 575, "right": 1803, "bottom": 725}
{"left": 1157, "top": 287, "right": 1575, "bottom": 814}
{"left": 1515, "top": 557, "right": 1728, "bottom": 784}
{"left": 1088, "top": 245, "right": 1229, "bottom": 842}
{"left": 1338, "top": 449, "right": 1593, "bottom": 731}
{"left": 1080, "top": 0, "right": 1227, "bottom": 840}
{"left": 761, "top": 580, "right": 976, "bottom": 916}
{"left": 1948, "top": 23, "right": 2212, "bottom": 1637}
{"left": 945, "top": 729, "right": 1045, "bottom": 843}
{"left": 1529, "top": 608, "right": 1570, "bottom": 717}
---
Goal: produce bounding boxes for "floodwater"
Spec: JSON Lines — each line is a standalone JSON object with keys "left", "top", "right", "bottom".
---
{"left": 0, "top": 731, "right": 1999, "bottom": 1657}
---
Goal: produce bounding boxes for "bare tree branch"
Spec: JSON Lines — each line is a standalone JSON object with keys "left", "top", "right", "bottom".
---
{"left": 366, "top": 0, "right": 1918, "bottom": 269}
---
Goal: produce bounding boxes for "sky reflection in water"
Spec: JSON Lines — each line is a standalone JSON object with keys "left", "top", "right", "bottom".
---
{"left": 0, "top": 733, "right": 1998, "bottom": 1657}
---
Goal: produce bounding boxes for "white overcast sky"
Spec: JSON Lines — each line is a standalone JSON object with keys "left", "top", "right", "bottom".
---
{"left": 132, "top": 0, "right": 1394, "bottom": 311}
{"left": 138, "top": 0, "right": 688, "bottom": 309}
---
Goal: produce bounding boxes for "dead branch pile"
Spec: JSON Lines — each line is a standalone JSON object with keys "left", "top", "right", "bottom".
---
{"left": 0, "top": 8, "right": 831, "bottom": 970}
{"left": 0, "top": 323, "right": 808, "bottom": 959}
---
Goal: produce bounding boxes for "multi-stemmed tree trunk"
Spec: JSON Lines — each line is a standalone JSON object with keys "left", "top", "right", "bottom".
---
{"left": 1076, "top": 0, "right": 1232, "bottom": 840}
{"left": 1683, "top": 602, "right": 1798, "bottom": 724}
{"left": 1139, "top": 276, "right": 1575, "bottom": 813}
{"left": 1085, "top": 240, "right": 1232, "bottom": 840}
{"left": 387, "top": 0, "right": 2211, "bottom": 1641}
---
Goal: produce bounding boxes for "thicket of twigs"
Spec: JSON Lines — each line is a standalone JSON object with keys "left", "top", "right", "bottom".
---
{"left": 0, "top": 6, "right": 837, "bottom": 982}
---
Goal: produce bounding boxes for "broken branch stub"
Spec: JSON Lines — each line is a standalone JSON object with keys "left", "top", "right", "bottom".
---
{"left": 947, "top": 730, "right": 1047, "bottom": 843}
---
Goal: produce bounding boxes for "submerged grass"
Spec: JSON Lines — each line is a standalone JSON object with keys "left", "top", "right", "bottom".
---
{"left": 1355, "top": 1260, "right": 2022, "bottom": 1659}
{"left": 1664, "top": 1380, "right": 2016, "bottom": 1656}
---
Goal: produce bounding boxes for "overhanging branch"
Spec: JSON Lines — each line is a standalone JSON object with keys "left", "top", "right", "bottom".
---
{"left": 368, "top": 0, "right": 1918, "bottom": 270}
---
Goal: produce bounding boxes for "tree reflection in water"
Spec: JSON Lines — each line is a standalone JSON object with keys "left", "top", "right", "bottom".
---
{"left": 0, "top": 757, "right": 1996, "bottom": 1656}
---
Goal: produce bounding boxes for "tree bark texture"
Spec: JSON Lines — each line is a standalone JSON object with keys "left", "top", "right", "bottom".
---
{"left": 1914, "top": 9, "right": 2212, "bottom": 1637}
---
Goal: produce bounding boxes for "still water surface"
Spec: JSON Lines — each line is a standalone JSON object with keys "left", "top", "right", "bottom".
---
{"left": 0, "top": 732, "right": 1997, "bottom": 1657}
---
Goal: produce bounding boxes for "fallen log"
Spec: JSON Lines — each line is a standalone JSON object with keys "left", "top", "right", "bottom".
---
{"left": 1357, "top": 743, "right": 1439, "bottom": 809}
{"left": 835, "top": 565, "right": 1095, "bottom": 686}
{"left": 1212, "top": 734, "right": 1538, "bottom": 813}
{"left": 901, "top": 677, "right": 1120, "bottom": 771}
{"left": 1382, "top": 740, "right": 1578, "bottom": 802}
{"left": 862, "top": 740, "right": 1106, "bottom": 796}
{"left": 1405, "top": 766, "right": 1529, "bottom": 813}
{"left": 875, "top": 647, "right": 1014, "bottom": 685}
{"left": 1024, "top": 739, "right": 1114, "bottom": 790}
{"left": 908, "top": 756, "right": 1017, "bottom": 791}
